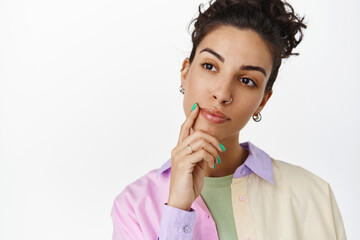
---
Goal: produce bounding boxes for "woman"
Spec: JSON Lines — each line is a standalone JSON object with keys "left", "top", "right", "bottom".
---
{"left": 111, "top": 0, "right": 347, "bottom": 239}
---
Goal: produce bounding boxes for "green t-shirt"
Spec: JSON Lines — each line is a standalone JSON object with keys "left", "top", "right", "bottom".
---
{"left": 200, "top": 174, "right": 238, "bottom": 239}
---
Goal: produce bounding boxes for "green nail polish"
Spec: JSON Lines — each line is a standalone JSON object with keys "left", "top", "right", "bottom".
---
{"left": 217, "top": 155, "right": 221, "bottom": 164}
{"left": 219, "top": 143, "right": 226, "bottom": 151}
{"left": 214, "top": 163, "right": 216, "bottom": 168}
{"left": 191, "top": 103, "right": 197, "bottom": 111}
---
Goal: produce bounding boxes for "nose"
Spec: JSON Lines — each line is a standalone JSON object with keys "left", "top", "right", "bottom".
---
{"left": 212, "top": 81, "right": 232, "bottom": 105}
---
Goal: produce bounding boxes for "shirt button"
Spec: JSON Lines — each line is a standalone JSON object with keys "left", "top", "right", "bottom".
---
{"left": 239, "top": 195, "right": 246, "bottom": 201}
{"left": 241, "top": 169, "right": 247, "bottom": 175}
{"left": 184, "top": 225, "right": 191, "bottom": 233}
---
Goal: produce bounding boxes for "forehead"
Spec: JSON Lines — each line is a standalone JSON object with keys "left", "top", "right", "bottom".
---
{"left": 196, "top": 25, "right": 273, "bottom": 73}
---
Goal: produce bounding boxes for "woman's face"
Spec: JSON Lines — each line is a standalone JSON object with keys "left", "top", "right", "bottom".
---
{"left": 181, "top": 25, "right": 273, "bottom": 141}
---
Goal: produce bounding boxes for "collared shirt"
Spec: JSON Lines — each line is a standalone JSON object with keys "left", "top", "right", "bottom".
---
{"left": 111, "top": 141, "right": 347, "bottom": 240}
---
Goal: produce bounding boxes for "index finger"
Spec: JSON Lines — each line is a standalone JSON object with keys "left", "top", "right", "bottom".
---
{"left": 177, "top": 102, "right": 199, "bottom": 144}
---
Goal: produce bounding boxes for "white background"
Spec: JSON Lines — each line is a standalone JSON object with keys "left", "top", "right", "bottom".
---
{"left": 1, "top": 0, "right": 359, "bottom": 239}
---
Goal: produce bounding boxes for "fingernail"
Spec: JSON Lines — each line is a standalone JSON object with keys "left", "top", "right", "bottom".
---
{"left": 214, "top": 163, "right": 216, "bottom": 168}
{"left": 217, "top": 155, "right": 221, "bottom": 164}
{"left": 219, "top": 143, "right": 226, "bottom": 151}
{"left": 191, "top": 103, "right": 198, "bottom": 111}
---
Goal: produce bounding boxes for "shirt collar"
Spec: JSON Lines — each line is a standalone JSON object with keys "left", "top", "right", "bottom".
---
{"left": 156, "top": 141, "right": 274, "bottom": 184}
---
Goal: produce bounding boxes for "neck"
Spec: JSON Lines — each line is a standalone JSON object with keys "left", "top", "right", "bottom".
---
{"left": 204, "top": 133, "right": 248, "bottom": 177}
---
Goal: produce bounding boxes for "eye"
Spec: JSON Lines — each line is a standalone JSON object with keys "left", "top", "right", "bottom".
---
{"left": 239, "top": 77, "right": 256, "bottom": 87}
{"left": 201, "top": 62, "right": 217, "bottom": 72}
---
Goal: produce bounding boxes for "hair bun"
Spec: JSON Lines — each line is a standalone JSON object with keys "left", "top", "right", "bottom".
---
{"left": 244, "top": 0, "right": 307, "bottom": 58}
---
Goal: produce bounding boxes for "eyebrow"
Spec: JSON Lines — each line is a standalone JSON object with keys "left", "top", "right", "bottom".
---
{"left": 199, "top": 47, "right": 267, "bottom": 77}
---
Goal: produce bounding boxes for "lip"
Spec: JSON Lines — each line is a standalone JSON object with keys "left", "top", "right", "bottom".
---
{"left": 202, "top": 107, "right": 230, "bottom": 119}
{"left": 200, "top": 107, "right": 230, "bottom": 124}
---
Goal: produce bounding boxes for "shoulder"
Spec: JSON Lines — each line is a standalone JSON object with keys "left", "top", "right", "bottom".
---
{"left": 112, "top": 167, "right": 170, "bottom": 211}
{"left": 271, "top": 158, "right": 331, "bottom": 196}
{"left": 111, "top": 168, "right": 171, "bottom": 238}
{"left": 271, "top": 157, "right": 329, "bottom": 185}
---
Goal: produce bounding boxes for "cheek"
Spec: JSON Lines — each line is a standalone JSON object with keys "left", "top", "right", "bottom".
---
{"left": 235, "top": 94, "right": 262, "bottom": 116}
{"left": 183, "top": 74, "right": 202, "bottom": 117}
{"left": 230, "top": 97, "right": 260, "bottom": 131}
{"left": 187, "top": 70, "right": 205, "bottom": 92}
{"left": 184, "top": 72, "right": 205, "bottom": 104}
{"left": 182, "top": 96, "right": 192, "bottom": 118}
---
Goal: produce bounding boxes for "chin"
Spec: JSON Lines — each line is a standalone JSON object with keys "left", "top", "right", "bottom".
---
{"left": 193, "top": 118, "right": 224, "bottom": 138}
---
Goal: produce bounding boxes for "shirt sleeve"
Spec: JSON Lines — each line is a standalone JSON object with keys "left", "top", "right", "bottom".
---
{"left": 111, "top": 195, "right": 144, "bottom": 240}
{"left": 328, "top": 185, "right": 347, "bottom": 240}
{"left": 158, "top": 203, "right": 196, "bottom": 240}
{"left": 111, "top": 195, "right": 196, "bottom": 240}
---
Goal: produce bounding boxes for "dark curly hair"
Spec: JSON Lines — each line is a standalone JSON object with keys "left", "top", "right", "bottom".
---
{"left": 187, "top": 0, "right": 307, "bottom": 93}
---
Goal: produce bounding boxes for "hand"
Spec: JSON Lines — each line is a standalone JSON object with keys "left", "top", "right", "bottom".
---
{"left": 167, "top": 103, "right": 225, "bottom": 211}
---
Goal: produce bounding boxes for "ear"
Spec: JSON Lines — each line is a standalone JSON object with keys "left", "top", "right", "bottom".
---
{"left": 255, "top": 89, "right": 273, "bottom": 114}
{"left": 180, "top": 58, "right": 191, "bottom": 90}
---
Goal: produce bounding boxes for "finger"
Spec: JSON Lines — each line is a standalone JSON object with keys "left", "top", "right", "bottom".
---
{"left": 190, "top": 126, "right": 195, "bottom": 136}
{"left": 185, "top": 149, "right": 216, "bottom": 172}
{"left": 196, "top": 159, "right": 205, "bottom": 170}
{"left": 178, "top": 103, "right": 200, "bottom": 144}
{"left": 184, "top": 130, "right": 225, "bottom": 154}
{"left": 182, "top": 137, "right": 219, "bottom": 164}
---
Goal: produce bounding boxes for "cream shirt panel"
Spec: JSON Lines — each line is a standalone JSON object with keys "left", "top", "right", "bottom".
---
{"left": 231, "top": 158, "right": 346, "bottom": 240}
